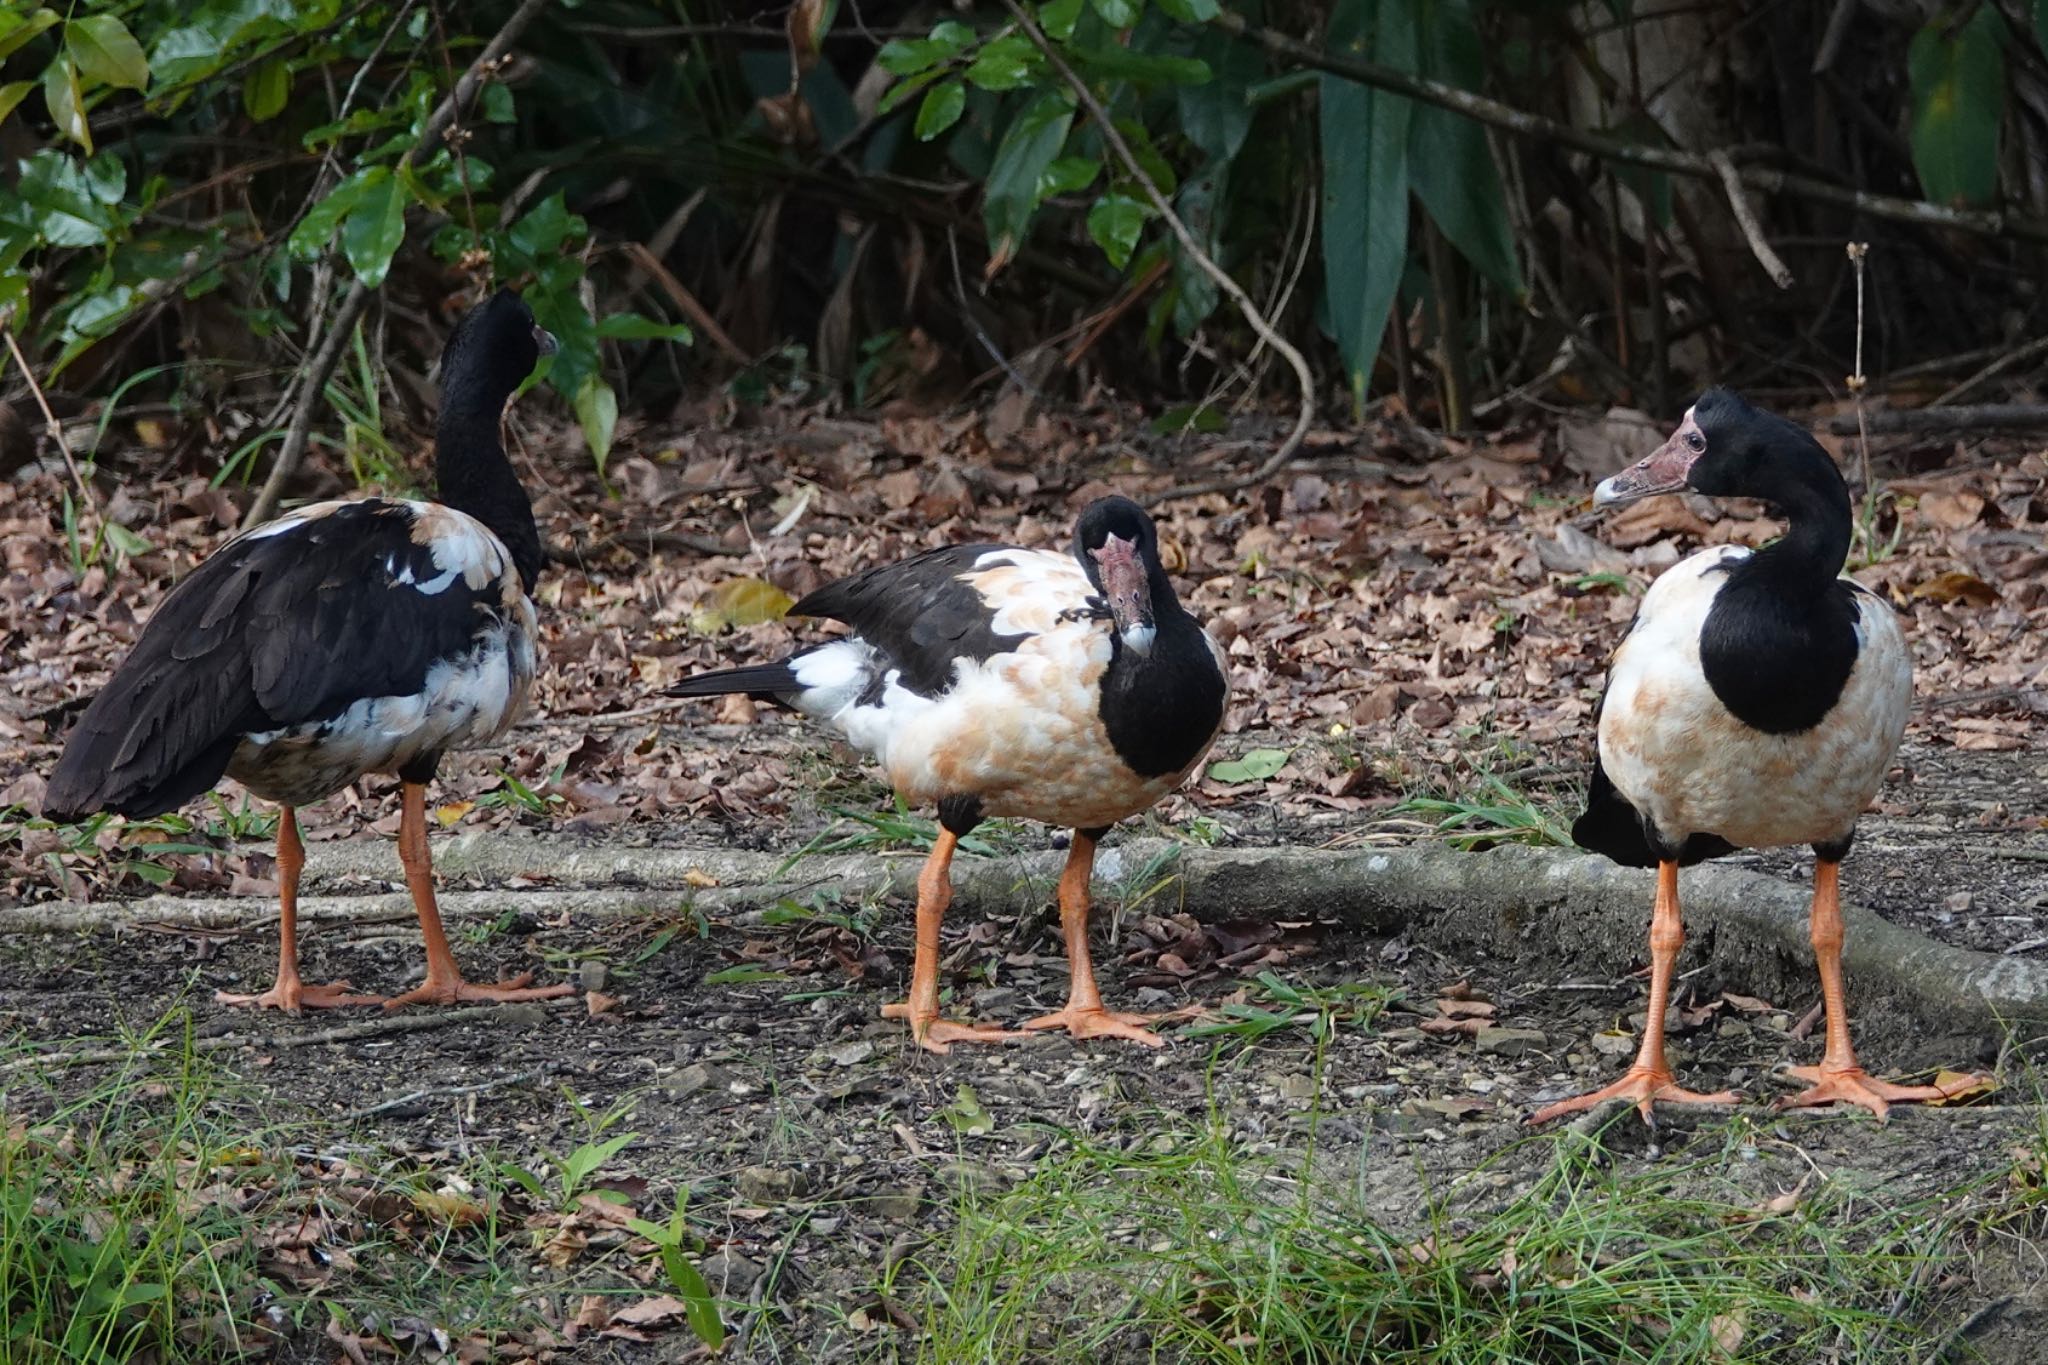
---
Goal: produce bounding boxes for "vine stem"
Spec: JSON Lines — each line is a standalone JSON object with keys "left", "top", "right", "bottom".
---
{"left": 248, "top": 0, "right": 557, "bottom": 526}
{"left": 2, "top": 322, "right": 100, "bottom": 527}
{"left": 994, "top": 0, "right": 1316, "bottom": 506}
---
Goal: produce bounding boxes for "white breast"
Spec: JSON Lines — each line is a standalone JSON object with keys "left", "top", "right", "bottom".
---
{"left": 1597, "top": 547, "right": 1910, "bottom": 850}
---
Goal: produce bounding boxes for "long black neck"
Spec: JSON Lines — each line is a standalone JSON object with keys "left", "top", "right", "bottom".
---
{"left": 435, "top": 393, "right": 543, "bottom": 593}
{"left": 1698, "top": 457, "right": 1858, "bottom": 734}
{"left": 1098, "top": 566, "right": 1226, "bottom": 778}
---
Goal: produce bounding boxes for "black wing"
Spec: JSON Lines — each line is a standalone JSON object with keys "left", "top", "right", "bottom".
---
{"left": 791, "top": 542, "right": 1039, "bottom": 698}
{"left": 45, "top": 499, "right": 519, "bottom": 820}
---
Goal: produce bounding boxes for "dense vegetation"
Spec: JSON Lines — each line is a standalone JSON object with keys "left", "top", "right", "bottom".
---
{"left": 2, "top": 0, "right": 2045, "bottom": 470}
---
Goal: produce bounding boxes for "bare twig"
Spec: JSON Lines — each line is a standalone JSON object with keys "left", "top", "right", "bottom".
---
{"left": 621, "top": 240, "right": 750, "bottom": 365}
{"left": 1822, "top": 403, "right": 2048, "bottom": 434}
{"left": 1847, "top": 242, "right": 1870, "bottom": 497}
{"left": 248, "top": 0, "right": 558, "bottom": 525}
{"left": 337, "top": 1068, "right": 540, "bottom": 1121}
{"left": 1, "top": 325, "right": 99, "bottom": 524}
{"left": 248, "top": 281, "right": 373, "bottom": 525}
{"left": 1709, "top": 151, "right": 1793, "bottom": 288}
{"left": 1211, "top": 9, "right": 2048, "bottom": 245}
{"left": 997, "top": 0, "right": 1315, "bottom": 505}
{"left": 0, "top": 1000, "right": 573, "bottom": 1073}
{"left": 1928, "top": 333, "right": 2048, "bottom": 407}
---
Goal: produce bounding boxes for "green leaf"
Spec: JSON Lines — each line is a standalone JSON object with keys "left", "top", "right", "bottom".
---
{"left": 1908, "top": 9, "right": 2007, "bottom": 208}
{"left": 1178, "top": 26, "right": 1262, "bottom": 163}
{"left": 66, "top": 15, "right": 149, "bottom": 91}
{"left": 662, "top": 1247, "right": 726, "bottom": 1348}
{"left": 939, "top": 1084, "right": 995, "bottom": 1136}
{"left": 44, "top": 58, "right": 89, "bottom": 152}
{"left": 690, "top": 577, "right": 795, "bottom": 634}
{"left": 149, "top": 26, "right": 222, "bottom": 87}
{"left": 983, "top": 92, "right": 1075, "bottom": 272}
{"left": 0, "top": 81, "right": 36, "bottom": 130}
{"left": 288, "top": 170, "right": 374, "bottom": 258}
{"left": 1158, "top": 0, "right": 1220, "bottom": 19}
{"left": 878, "top": 68, "right": 937, "bottom": 115}
{"left": 966, "top": 34, "right": 1034, "bottom": 90}
{"left": 560, "top": 1132, "right": 637, "bottom": 1198}
{"left": 1151, "top": 402, "right": 1226, "bottom": 434}
{"left": 1090, "top": 0, "right": 1141, "bottom": 28}
{"left": 1087, "top": 192, "right": 1147, "bottom": 268}
{"left": 878, "top": 38, "right": 945, "bottom": 76}
{"left": 596, "top": 313, "right": 693, "bottom": 342}
{"left": 575, "top": 374, "right": 618, "bottom": 477}
{"left": 1207, "top": 747, "right": 1290, "bottom": 784}
{"left": 1039, "top": 0, "right": 1085, "bottom": 41}
{"left": 341, "top": 169, "right": 405, "bottom": 287}
{"left": 1041, "top": 156, "right": 1102, "bottom": 195}
{"left": 1072, "top": 46, "right": 1211, "bottom": 86}
{"left": 242, "top": 59, "right": 290, "bottom": 122}
{"left": 1321, "top": 0, "right": 1416, "bottom": 413}
{"left": 1408, "top": 0, "right": 1521, "bottom": 299}
{"left": 0, "top": 9, "right": 60, "bottom": 65}
{"left": 507, "top": 192, "right": 577, "bottom": 260}
{"left": 915, "top": 80, "right": 966, "bottom": 139}
{"left": 482, "top": 81, "right": 515, "bottom": 123}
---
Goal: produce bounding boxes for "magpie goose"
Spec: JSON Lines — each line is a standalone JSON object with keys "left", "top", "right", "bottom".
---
{"left": 1533, "top": 388, "right": 1984, "bottom": 1123}
{"left": 669, "top": 497, "right": 1230, "bottom": 1052}
{"left": 44, "top": 291, "right": 572, "bottom": 1013}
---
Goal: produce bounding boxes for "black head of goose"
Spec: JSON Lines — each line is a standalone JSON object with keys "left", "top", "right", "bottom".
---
{"left": 43, "top": 290, "right": 573, "bottom": 1015}
{"left": 1534, "top": 388, "right": 1985, "bottom": 1124}
{"left": 668, "top": 495, "right": 1229, "bottom": 1053}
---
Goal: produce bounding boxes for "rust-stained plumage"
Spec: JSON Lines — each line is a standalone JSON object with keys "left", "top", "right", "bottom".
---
{"left": 668, "top": 498, "right": 1229, "bottom": 1052}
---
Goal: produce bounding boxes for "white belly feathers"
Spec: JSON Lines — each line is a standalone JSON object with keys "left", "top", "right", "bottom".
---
{"left": 788, "top": 548, "right": 1200, "bottom": 829}
{"left": 1598, "top": 546, "right": 1910, "bottom": 850}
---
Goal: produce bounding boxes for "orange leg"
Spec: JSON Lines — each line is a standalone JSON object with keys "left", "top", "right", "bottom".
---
{"left": 382, "top": 782, "right": 572, "bottom": 1010}
{"left": 1528, "top": 859, "right": 1738, "bottom": 1125}
{"left": 881, "top": 828, "right": 1020, "bottom": 1053}
{"left": 1777, "top": 861, "right": 1986, "bottom": 1118}
{"left": 1022, "top": 832, "right": 1168, "bottom": 1047}
{"left": 218, "top": 807, "right": 379, "bottom": 1012}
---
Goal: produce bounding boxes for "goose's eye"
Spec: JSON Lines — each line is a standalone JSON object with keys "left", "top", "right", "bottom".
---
{"left": 1686, "top": 431, "right": 1706, "bottom": 453}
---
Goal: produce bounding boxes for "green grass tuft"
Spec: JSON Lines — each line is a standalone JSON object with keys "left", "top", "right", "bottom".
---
{"left": 910, "top": 1118, "right": 1995, "bottom": 1364}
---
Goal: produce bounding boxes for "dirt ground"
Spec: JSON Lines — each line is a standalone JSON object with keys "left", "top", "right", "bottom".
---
{"left": 2, "top": 714, "right": 2044, "bottom": 1360}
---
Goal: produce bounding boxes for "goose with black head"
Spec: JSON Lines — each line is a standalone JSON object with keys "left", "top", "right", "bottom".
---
{"left": 44, "top": 291, "right": 572, "bottom": 1014}
{"left": 667, "top": 497, "right": 1230, "bottom": 1052}
{"left": 1535, "top": 388, "right": 1987, "bottom": 1123}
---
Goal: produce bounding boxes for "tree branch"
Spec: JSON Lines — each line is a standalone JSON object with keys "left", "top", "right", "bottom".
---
{"left": 1212, "top": 9, "right": 2048, "bottom": 246}
{"left": 997, "top": 0, "right": 1316, "bottom": 505}
{"left": 248, "top": 0, "right": 558, "bottom": 525}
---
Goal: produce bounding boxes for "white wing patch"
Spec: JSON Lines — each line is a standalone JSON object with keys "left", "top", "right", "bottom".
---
{"left": 779, "top": 546, "right": 1200, "bottom": 829}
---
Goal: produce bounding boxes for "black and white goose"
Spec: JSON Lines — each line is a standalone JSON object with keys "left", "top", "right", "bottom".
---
{"left": 668, "top": 497, "right": 1230, "bottom": 1052}
{"left": 1533, "top": 388, "right": 1984, "bottom": 1123}
{"left": 43, "top": 290, "right": 572, "bottom": 1013}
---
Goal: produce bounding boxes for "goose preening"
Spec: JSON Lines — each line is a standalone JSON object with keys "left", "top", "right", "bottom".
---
{"left": 668, "top": 497, "right": 1230, "bottom": 1052}
{"left": 1533, "top": 388, "right": 1986, "bottom": 1123}
{"left": 44, "top": 291, "right": 572, "bottom": 1013}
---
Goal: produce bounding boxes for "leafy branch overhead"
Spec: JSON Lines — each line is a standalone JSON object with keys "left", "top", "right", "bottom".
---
{"left": 0, "top": 0, "right": 690, "bottom": 467}
{"left": 2, "top": 0, "right": 2046, "bottom": 469}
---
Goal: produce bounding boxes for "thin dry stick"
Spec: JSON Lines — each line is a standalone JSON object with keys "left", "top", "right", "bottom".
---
{"left": 995, "top": 0, "right": 1314, "bottom": 505}
{"left": 1708, "top": 150, "right": 1793, "bottom": 288}
{"left": 1, "top": 324, "right": 99, "bottom": 525}
{"left": 248, "top": 0, "right": 557, "bottom": 526}
{"left": 1846, "top": 242, "right": 1870, "bottom": 497}
{"left": 0, "top": 999, "right": 573, "bottom": 1073}
{"left": 1212, "top": 9, "right": 2048, "bottom": 245}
